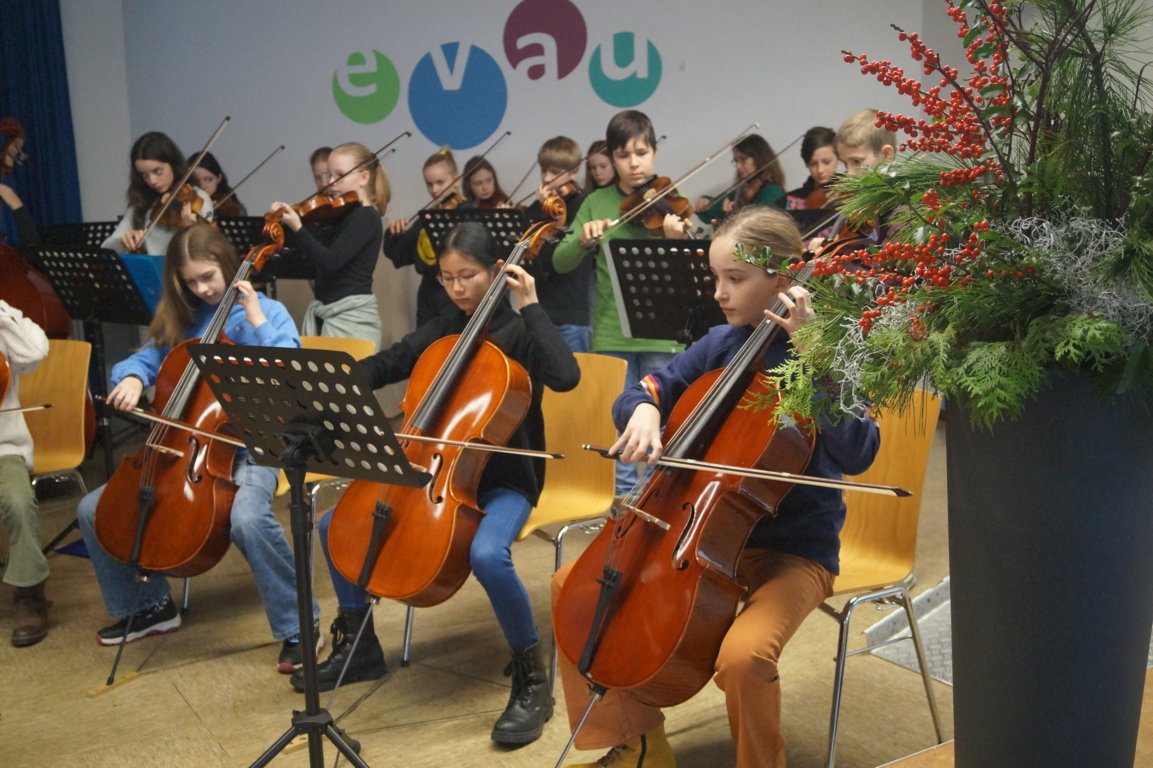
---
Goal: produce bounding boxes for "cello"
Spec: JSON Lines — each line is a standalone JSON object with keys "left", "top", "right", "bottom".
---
{"left": 325, "top": 198, "right": 569, "bottom": 607}
{"left": 92, "top": 197, "right": 354, "bottom": 576}
{"left": 553, "top": 261, "right": 901, "bottom": 708}
{"left": 553, "top": 292, "right": 816, "bottom": 705}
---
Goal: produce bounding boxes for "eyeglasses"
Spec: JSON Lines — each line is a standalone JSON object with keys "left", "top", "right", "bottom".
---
{"left": 731, "top": 154, "right": 752, "bottom": 165}
{"left": 436, "top": 270, "right": 485, "bottom": 287}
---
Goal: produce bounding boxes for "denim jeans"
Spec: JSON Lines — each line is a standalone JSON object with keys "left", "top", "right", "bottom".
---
{"left": 76, "top": 451, "right": 316, "bottom": 640}
{"left": 599, "top": 350, "right": 678, "bottom": 496}
{"left": 556, "top": 324, "right": 592, "bottom": 354}
{"left": 319, "top": 485, "right": 538, "bottom": 650}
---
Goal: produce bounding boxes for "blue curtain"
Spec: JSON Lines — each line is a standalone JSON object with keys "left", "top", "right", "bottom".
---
{"left": 0, "top": 0, "right": 82, "bottom": 242}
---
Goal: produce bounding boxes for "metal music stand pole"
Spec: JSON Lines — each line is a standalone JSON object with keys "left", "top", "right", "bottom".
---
{"left": 189, "top": 343, "right": 430, "bottom": 768}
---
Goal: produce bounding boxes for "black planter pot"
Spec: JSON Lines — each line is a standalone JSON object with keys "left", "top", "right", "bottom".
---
{"left": 947, "top": 371, "right": 1153, "bottom": 768}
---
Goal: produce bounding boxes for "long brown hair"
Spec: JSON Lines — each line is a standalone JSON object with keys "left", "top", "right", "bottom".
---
{"left": 126, "top": 132, "right": 189, "bottom": 228}
{"left": 733, "top": 134, "right": 786, "bottom": 191}
{"left": 330, "top": 142, "right": 390, "bottom": 214}
{"left": 146, "top": 223, "right": 241, "bottom": 349}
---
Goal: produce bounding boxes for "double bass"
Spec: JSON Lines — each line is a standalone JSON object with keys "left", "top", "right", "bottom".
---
{"left": 92, "top": 197, "right": 353, "bottom": 576}
{"left": 325, "top": 199, "right": 568, "bottom": 607}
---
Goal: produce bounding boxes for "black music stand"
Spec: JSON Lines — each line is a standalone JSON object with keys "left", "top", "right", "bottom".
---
{"left": 603, "top": 239, "right": 725, "bottom": 346}
{"left": 28, "top": 246, "right": 155, "bottom": 474}
{"left": 189, "top": 343, "right": 430, "bottom": 768}
{"left": 420, "top": 207, "right": 527, "bottom": 255}
{"left": 38, "top": 221, "right": 119, "bottom": 249}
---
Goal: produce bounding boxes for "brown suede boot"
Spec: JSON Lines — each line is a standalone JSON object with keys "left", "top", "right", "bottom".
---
{"left": 12, "top": 580, "right": 50, "bottom": 647}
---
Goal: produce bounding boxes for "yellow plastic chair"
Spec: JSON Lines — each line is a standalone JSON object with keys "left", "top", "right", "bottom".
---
{"left": 20, "top": 338, "right": 92, "bottom": 499}
{"left": 819, "top": 391, "right": 945, "bottom": 767}
{"left": 15, "top": 339, "right": 92, "bottom": 555}
{"left": 400, "top": 352, "right": 627, "bottom": 670}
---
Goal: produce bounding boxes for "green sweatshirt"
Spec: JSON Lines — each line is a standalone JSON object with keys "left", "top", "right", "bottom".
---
{"left": 552, "top": 186, "right": 685, "bottom": 354}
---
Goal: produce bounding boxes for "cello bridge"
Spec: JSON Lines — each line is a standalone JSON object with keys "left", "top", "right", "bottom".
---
{"left": 145, "top": 443, "right": 184, "bottom": 458}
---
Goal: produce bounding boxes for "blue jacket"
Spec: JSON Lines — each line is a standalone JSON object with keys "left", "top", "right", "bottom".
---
{"left": 613, "top": 323, "right": 879, "bottom": 574}
{"left": 111, "top": 294, "right": 299, "bottom": 387}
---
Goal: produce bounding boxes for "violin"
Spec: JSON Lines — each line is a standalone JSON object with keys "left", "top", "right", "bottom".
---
{"left": 92, "top": 196, "right": 323, "bottom": 576}
{"left": 735, "top": 175, "right": 766, "bottom": 207}
{"left": 325, "top": 198, "right": 568, "bottom": 607}
{"left": 148, "top": 184, "right": 207, "bottom": 230}
{"left": 269, "top": 190, "right": 361, "bottom": 228}
{"left": 620, "top": 176, "right": 695, "bottom": 237}
{"left": 806, "top": 186, "right": 830, "bottom": 210}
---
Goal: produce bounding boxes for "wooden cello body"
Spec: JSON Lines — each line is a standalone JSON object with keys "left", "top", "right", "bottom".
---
{"left": 327, "top": 337, "right": 530, "bottom": 606}
{"left": 92, "top": 205, "right": 316, "bottom": 578}
{"left": 93, "top": 339, "right": 238, "bottom": 576}
{"left": 554, "top": 317, "right": 815, "bottom": 707}
{"left": 327, "top": 199, "right": 567, "bottom": 608}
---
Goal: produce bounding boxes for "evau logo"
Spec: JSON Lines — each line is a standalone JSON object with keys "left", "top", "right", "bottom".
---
{"left": 331, "top": 0, "right": 662, "bottom": 148}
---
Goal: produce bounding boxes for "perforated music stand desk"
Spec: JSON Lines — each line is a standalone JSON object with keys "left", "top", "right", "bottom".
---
{"left": 27, "top": 245, "right": 156, "bottom": 479}
{"left": 189, "top": 343, "right": 429, "bottom": 768}
{"left": 604, "top": 238, "right": 725, "bottom": 346}
{"left": 421, "top": 207, "right": 527, "bottom": 254}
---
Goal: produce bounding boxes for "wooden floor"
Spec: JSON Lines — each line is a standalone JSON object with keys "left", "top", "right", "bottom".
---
{"left": 0, "top": 424, "right": 1137, "bottom": 767}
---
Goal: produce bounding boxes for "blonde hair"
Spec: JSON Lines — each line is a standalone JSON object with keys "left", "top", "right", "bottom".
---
{"left": 423, "top": 146, "right": 457, "bottom": 174}
{"left": 712, "top": 205, "right": 803, "bottom": 270}
{"left": 148, "top": 223, "right": 240, "bottom": 349}
{"left": 331, "top": 142, "right": 390, "bottom": 214}
{"left": 835, "top": 108, "right": 897, "bottom": 155}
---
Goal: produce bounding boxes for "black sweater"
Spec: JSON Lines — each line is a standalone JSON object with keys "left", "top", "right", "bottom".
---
{"left": 357, "top": 301, "right": 580, "bottom": 505}
{"left": 285, "top": 203, "right": 382, "bottom": 304}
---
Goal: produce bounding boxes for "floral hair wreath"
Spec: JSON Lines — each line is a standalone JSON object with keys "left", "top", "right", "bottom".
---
{"left": 733, "top": 242, "right": 792, "bottom": 275}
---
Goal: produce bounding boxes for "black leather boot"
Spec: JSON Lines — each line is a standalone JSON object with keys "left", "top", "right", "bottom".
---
{"left": 491, "top": 641, "right": 553, "bottom": 745}
{"left": 291, "top": 607, "right": 387, "bottom": 693}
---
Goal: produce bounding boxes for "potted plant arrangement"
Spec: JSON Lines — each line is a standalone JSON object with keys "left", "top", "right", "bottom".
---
{"left": 761, "top": 1, "right": 1153, "bottom": 765}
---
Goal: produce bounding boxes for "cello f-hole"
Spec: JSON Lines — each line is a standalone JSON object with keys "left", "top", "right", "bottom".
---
{"left": 186, "top": 435, "right": 204, "bottom": 483}
{"left": 672, "top": 501, "right": 697, "bottom": 570}
{"left": 425, "top": 453, "right": 444, "bottom": 504}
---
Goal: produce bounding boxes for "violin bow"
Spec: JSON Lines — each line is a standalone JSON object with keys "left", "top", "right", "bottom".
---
{"left": 302, "top": 130, "right": 412, "bottom": 206}
{"left": 703, "top": 132, "right": 805, "bottom": 214}
{"left": 0, "top": 403, "right": 51, "bottom": 416}
{"left": 583, "top": 444, "right": 911, "bottom": 497}
{"left": 593, "top": 124, "right": 759, "bottom": 245}
{"left": 211, "top": 144, "right": 285, "bottom": 211}
{"left": 505, "top": 159, "right": 539, "bottom": 204}
{"left": 138, "top": 115, "right": 231, "bottom": 247}
{"left": 103, "top": 398, "right": 562, "bottom": 461}
{"left": 406, "top": 131, "right": 512, "bottom": 217}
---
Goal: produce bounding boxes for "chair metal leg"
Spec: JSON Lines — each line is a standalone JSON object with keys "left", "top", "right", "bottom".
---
{"left": 825, "top": 594, "right": 862, "bottom": 768}
{"left": 182, "top": 577, "right": 192, "bottom": 612}
{"left": 34, "top": 469, "right": 88, "bottom": 553}
{"left": 824, "top": 586, "right": 944, "bottom": 768}
{"left": 899, "top": 591, "right": 945, "bottom": 743}
{"left": 401, "top": 605, "right": 415, "bottom": 667}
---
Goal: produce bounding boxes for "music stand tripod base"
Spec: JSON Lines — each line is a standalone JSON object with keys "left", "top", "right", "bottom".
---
{"left": 190, "top": 343, "right": 429, "bottom": 768}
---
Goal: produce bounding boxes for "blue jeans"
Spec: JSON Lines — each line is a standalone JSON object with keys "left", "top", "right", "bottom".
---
{"left": 77, "top": 451, "right": 316, "bottom": 640}
{"left": 556, "top": 324, "right": 592, "bottom": 354}
{"left": 599, "top": 350, "right": 677, "bottom": 496}
{"left": 319, "top": 486, "right": 538, "bottom": 650}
